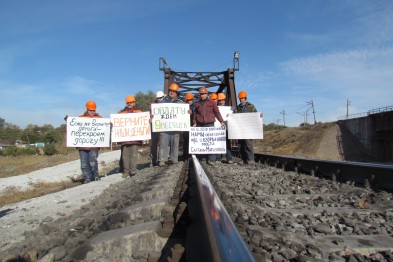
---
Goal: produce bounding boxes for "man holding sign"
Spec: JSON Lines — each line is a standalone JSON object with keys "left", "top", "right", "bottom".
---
{"left": 156, "top": 83, "right": 185, "bottom": 166}
{"left": 233, "top": 90, "right": 262, "bottom": 165}
{"left": 112, "top": 95, "right": 148, "bottom": 178}
{"left": 193, "top": 86, "right": 226, "bottom": 166}
{"left": 65, "top": 100, "right": 106, "bottom": 184}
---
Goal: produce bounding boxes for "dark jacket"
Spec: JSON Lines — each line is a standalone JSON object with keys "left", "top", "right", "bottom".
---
{"left": 234, "top": 101, "right": 257, "bottom": 113}
{"left": 193, "top": 99, "right": 224, "bottom": 126}
{"left": 159, "top": 95, "right": 183, "bottom": 104}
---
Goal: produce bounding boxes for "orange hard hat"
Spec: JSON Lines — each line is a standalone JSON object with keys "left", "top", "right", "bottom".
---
{"left": 185, "top": 93, "right": 194, "bottom": 101}
{"left": 85, "top": 100, "right": 96, "bottom": 110}
{"left": 125, "top": 96, "right": 136, "bottom": 103}
{"left": 210, "top": 93, "right": 218, "bottom": 100}
{"left": 169, "top": 83, "right": 179, "bottom": 92}
{"left": 238, "top": 90, "right": 248, "bottom": 99}
{"left": 217, "top": 93, "right": 226, "bottom": 100}
{"left": 199, "top": 86, "right": 208, "bottom": 94}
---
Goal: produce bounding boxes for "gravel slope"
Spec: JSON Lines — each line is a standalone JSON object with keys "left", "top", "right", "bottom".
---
{"left": 0, "top": 150, "right": 123, "bottom": 252}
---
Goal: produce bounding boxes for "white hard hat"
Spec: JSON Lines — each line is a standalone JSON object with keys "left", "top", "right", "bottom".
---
{"left": 156, "top": 91, "right": 165, "bottom": 98}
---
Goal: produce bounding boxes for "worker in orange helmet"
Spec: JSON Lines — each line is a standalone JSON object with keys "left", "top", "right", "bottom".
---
{"left": 157, "top": 83, "right": 184, "bottom": 166}
{"left": 193, "top": 86, "right": 225, "bottom": 166}
{"left": 210, "top": 93, "right": 218, "bottom": 104}
{"left": 64, "top": 100, "right": 103, "bottom": 184}
{"left": 118, "top": 95, "right": 143, "bottom": 178}
{"left": 234, "top": 90, "right": 258, "bottom": 165}
{"left": 217, "top": 93, "right": 234, "bottom": 164}
{"left": 148, "top": 91, "right": 166, "bottom": 166}
{"left": 217, "top": 93, "right": 226, "bottom": 106}
{"left": 182, "top": 93, "right": 195, "bottom": 159}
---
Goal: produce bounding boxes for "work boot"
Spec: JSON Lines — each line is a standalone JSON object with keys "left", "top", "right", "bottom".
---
{"left": 159, "top": 161, "right": 165, "bottom": 167}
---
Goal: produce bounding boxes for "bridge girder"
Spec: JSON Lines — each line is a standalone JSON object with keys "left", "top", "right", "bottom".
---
{"left": 162, "top": 68, "right": 237, "bottom": 107}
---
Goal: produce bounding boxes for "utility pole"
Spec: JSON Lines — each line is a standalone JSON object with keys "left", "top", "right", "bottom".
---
{"left": 306, "top": 100, "right": 317, "bottom": 124}
{"left": 280, "top": 110, "right": 286, "bottom": 127}
{"left": 346, "top": 99, "right": 351, "bottom": 118}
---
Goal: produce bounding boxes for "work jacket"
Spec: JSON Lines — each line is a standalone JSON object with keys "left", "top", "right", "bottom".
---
{"left": 234, "top": 101, "right": 257, "bottom": 113}
{"left": 193, "top": 99, "right": 224, "bottom": 126}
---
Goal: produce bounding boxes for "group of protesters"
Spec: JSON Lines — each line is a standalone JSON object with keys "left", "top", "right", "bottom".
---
{"left": 67, "top": 83, "right": 259, "bottom": 183}
{"left": 150, "top": 84, "right": 259, "bottom": 167}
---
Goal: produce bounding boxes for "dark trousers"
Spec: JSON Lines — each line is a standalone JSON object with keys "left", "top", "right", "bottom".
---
{"left": 197, "top": 123, "right": 215, "bottom": 162}
{"left": 150, "top": 132, "right": 159, "bottom": 166}
{"left": 238, "top": 139, "right": 254, "bottom": 163}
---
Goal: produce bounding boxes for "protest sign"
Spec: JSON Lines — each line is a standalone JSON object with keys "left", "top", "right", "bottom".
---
{"left": 189, "top": 127, "right": 226, "bottom": 154}
{"left": 151, "top": 103, "right": 190, "bottom": 132}
{"left": 66, "top": 117, "right": 111, "bottom": 147}
{"left": 214, "top": 106, "right": 233, "bottom": 127}
{"left": 111, "top": 112, "right": 151, "bottom": 143}
{"left": 228, "top": 112, "right": 263, "bottom": 139}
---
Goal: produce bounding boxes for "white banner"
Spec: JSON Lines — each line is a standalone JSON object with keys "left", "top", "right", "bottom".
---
{"left": 189, "top": 127, "right": 227, "bottom": 154}
{"left": 110, "top": 112, "right": 151, "bottom": 142}
{"left": 214, "top": 106, "right": 233, "bottom": 127}
{"left": 66, "top": 117, "right": 111, "bottom": 147}
{"left": 228, "top": 112, "right": 264, "bottom": 139}
{"left": 151, "top": 103, "right": 190, "bottom": 132}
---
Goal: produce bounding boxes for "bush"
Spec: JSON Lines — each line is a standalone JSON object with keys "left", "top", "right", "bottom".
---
{"left": 3, "top": 146, "right": 37, "bottom": 156}
{"left": 44, "top": 143, "right": 57, "bottom": 156}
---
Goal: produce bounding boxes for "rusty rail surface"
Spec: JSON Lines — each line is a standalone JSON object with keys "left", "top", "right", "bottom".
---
{"left": 254, "top": 153, "right": 393, "bottom": 191}
{"left": 187, "top": 155, "right": 254, "bottom": 262}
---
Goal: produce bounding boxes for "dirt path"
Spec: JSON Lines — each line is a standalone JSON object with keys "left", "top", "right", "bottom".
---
{"left": 315, "top": 123, "right": 341, "bottom": 160}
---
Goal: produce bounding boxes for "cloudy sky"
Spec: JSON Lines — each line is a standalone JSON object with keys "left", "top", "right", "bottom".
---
{"left": 1, "top": 0, "right": 392, "bottom": 128}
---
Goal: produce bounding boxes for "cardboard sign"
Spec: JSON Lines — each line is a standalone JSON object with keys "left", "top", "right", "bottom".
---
{"left": 228, "top": 112, "right": 264, "bottom": 139}
{"left": 66, "top": 117, "right": 111, "bottom": 147}
{"left": 110, "top": 112, "right": 151, "bottom": 142}
{"left": 214, "top": 106, "right": 233, "bottom": 127}
{"left": 189, "top": 126, "right": 226, "bottom": 154}
{"left": 151, "top": 103, "right": 190, "bottom": 132}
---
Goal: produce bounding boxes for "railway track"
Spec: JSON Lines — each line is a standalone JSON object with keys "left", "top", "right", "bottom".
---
{"left": 1, "top": 154, "right": 392, "bottom": 261}
{"left": 203, "top": 154, "right": 393, "bottom": 261}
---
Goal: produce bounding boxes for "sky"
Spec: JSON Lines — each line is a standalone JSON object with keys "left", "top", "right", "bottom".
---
{"left": 1, "top": 0, "right": 393, "bottom": 128}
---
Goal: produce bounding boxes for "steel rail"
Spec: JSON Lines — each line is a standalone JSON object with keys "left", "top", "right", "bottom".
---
{"left": 187, "top": 155, "right": 255, "bottom": 262}
{"left": 254, "top": 153, "right": 393, "bottom": 191}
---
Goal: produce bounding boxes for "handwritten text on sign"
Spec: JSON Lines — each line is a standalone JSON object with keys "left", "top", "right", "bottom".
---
{"left": 110, "top": 112, "right": 151, "bottom": 142}
{"left": 151, "top": 103, "right": 190, "bottom": 132}
{"left": 66, "top": 117, "right": 111, "bottom": 147}
{"left": 227, "top": 112, "right": 264, "bottom": 139}
{"left": 189, "top": 127, "right": 226, "bottom": 154}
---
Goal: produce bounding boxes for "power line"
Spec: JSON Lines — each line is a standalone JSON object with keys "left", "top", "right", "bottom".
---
{"left": 306, "top": 100, "right": 317, "bottom": 124}
{"left": 280, "top": 109, "right": 286, "bottom": 127}
{"left": 346, "top": 98, "right": 351, "bottom": 117}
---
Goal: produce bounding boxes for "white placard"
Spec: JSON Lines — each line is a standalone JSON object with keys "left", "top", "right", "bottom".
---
{"left": 66, "top": 117, "right": 111, "bottom": 147}
{"left": 110, "top": 112, "right": 151, "bottom": 143}
{"left": 189, "top": 127, "right": 226, "bottom": 154}
{"left": 228, "top": 112, "right": 264, "bottom": 139}
{"left": 214, "top": 106, "right": 233, "bottom": 127}
{"left": 151, "top": 103, "right": 190, "bottom": 132}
